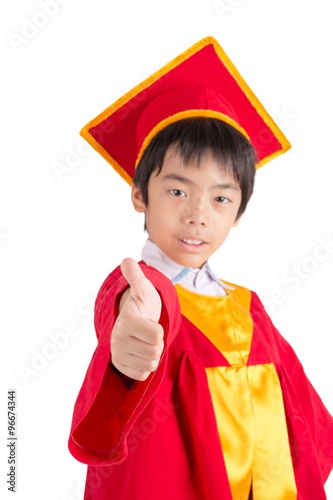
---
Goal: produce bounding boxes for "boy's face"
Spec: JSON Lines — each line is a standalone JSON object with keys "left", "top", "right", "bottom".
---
{"left": 131, "top": 145, "right": 242, "bottom": 269}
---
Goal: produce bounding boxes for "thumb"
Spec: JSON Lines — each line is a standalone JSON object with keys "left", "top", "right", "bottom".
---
{"left": 121, "top": 258, "right": 151, "bottom": 299}
{"left": 120, "top": 258, "right": 161, "bottom": 321}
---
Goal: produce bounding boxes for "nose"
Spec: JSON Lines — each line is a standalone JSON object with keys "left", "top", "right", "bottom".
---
{"left": 183, "top": 198, "right": 209, "bottom": 226}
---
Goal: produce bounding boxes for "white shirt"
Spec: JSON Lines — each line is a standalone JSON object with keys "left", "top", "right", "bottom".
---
{"left": 141, "top": 239, "right": 234, "bottom": 297}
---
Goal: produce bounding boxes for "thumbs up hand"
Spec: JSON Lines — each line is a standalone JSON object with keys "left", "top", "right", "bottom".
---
{"left": 111, "top": 258, "right": 164, "bottom": 381}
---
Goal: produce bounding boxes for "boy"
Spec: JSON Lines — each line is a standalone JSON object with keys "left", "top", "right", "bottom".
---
{"left": 68, "top": 37, "right": 333, "bottom": 499}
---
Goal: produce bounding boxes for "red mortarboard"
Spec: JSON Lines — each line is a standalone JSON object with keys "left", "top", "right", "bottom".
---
{"left": 80, "top": 36, "right": 291, "bottom": 184}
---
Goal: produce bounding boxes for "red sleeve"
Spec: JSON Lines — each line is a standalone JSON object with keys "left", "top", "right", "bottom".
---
{"left": 276, "top": 330, "right": 333, "bottom": 485}
{"left": 68, "top": 262, "right": 181, "bottom": 466}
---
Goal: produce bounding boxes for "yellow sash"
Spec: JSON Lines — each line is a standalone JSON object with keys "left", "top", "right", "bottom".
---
{"left": 174, "top": 283, "right": 297, "bottom": 500}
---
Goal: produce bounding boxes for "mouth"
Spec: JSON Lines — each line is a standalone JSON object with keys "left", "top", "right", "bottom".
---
{"left": 181, "top": 238, "right": 205, "bottom": 245}
{"left": 178, "top": 237, "right": 207, "bottom": 252}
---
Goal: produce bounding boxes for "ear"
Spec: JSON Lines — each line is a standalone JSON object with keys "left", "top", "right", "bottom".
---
{"left": 131, "top": 182, "right": 146, "bottom": 213}
{"left": 232, "top": 214, "right": 242, "bottom": 227}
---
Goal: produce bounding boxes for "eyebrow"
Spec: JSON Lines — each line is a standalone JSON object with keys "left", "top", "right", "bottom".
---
{"left": 162, "top": 173, "right": 240, "bottom": 191}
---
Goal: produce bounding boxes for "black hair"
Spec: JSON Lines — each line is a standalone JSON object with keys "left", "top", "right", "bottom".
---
{"left": 132, "top": 117, "right": 257, "bottom": 226}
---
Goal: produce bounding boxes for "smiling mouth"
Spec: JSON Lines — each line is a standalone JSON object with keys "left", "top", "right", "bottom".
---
{"left": 180, "top": 238, "right": 205, "bottom": 245}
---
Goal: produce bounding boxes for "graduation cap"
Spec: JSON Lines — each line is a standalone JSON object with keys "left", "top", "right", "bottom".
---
{"left": 80, "top": 36, "right": 291, "bottom": 185}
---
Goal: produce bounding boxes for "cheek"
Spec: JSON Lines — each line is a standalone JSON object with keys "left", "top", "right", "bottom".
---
{"left": 215, "top": 220, "right": 233, "bottom": 242}
{"left": 146, "top": 203, "right": 171, "bottom": 234}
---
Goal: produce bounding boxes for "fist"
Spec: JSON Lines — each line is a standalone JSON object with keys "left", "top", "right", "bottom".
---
{"left": 111, "top": 258, "right": 164, "bottom": 381}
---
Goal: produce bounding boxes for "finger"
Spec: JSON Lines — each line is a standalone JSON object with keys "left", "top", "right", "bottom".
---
{"left": 121, "top": 353, "right": 161, "bottom": 373}
{"left": 116, "top": 365, "right": 151, "bottom": 382}
{"left": 123, "top": 333, "right": 164, "bottom": 361}
{"left": 117, "top": 315, "right": 164, "bottom": 345}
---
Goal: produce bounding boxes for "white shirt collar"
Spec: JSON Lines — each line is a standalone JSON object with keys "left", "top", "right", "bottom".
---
{"left": 141, "top": 239, "right": 234, "bottom": 295}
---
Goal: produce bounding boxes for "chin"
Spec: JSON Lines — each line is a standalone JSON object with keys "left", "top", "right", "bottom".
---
{"left": 178, "top": 256, "right": 207, "bottom": 268}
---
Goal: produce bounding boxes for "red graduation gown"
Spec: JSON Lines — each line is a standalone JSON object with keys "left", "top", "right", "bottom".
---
{"left": 68, "top": 262, "right": 333, "bottom": 499}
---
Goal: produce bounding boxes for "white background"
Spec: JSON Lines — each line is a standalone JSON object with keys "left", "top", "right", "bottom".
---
{"left": 1, "top": 0, "right": 333, "bottom": 498}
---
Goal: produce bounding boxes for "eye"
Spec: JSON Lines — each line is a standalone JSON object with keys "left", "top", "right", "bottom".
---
{"left": 169, "top": 189, "right": 186, "bottom": 197}
{"left": 215, "top": 196, "right": 230, "bottom": 204}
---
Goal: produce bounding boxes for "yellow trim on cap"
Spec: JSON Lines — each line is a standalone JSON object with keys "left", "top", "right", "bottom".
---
{"left": 257, "top": 148, "right": 291, "bottom": 169}
{"left": 79, "top": 38, "right": 214, "bottom": 186}
{"left": 134, "top": 110, "right": 250, "bottom": 168}
{"left": 209, "top": 37, "right": 291, "bottom": 156}
{"left": 79, "top": 36, "right": 291, "bottom": 178}
{"left": 80, "top": 37, "right": 218, "bottom": 135}
{"left": 79, "top": 127, "right": 132, "bottom": 185}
